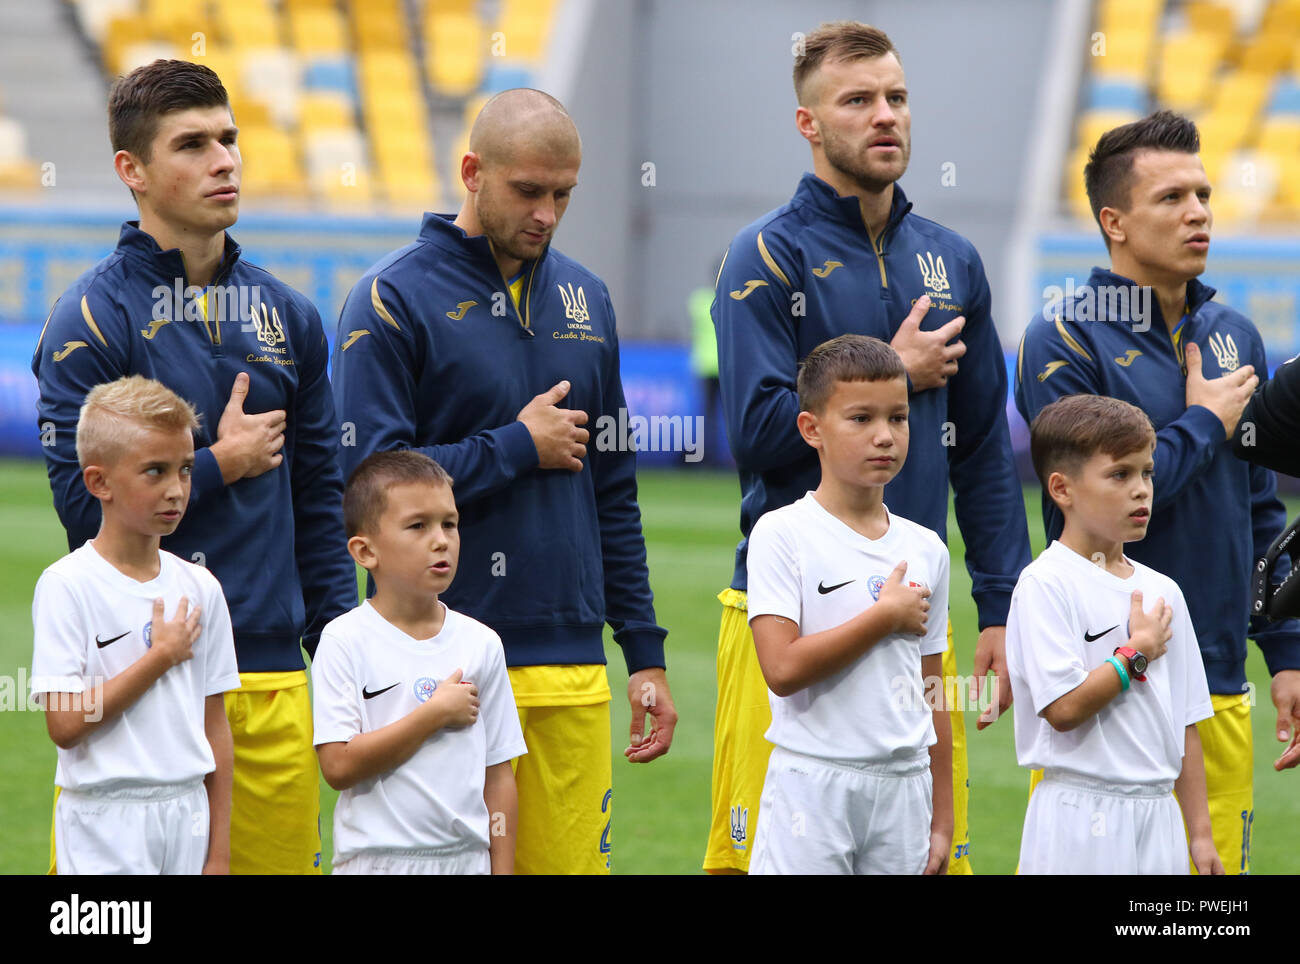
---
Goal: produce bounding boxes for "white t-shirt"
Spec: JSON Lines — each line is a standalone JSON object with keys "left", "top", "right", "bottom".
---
{"left": 1006, "top": 541, "right": 1214, "bottom": 784}
{"left": 745, "top": 493, "right": 950, "bottom": 762}
{"left": 30, "top": 542, "right": 241, "bottom": 791}
{"left": 312, "top": 600, "right": 528, "bottom": 860}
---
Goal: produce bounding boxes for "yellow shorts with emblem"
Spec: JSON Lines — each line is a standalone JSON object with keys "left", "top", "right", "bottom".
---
{"left": 49, "top": 670, "right": 320, "bottom": 875}
{"left": 1024, "top": 691, "right": 1253, "bottom": 874}
{"left": 509, "top": 664, "right": 613, "bottom": 875}
{"left": 225, "top": 671, "right": 321, "bottom": 874}
{"left": 1198, "top": 692, "right": 1253, "bottom": 874}
{"left": 705, "top": 589, "right": 972, "bottom": 874}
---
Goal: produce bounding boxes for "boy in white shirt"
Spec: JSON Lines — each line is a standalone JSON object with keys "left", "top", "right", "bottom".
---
{"left": 312, "top": 450, "right": 527, "bottom": 874}
{"left": 1007, "top": 394, "right": 1222, "bottom": 874}
{"left": 32, "top": 375, "right": 240, "bottom": 874}
{"left": 745, "top": 334, "right": 952, "bottom": 875}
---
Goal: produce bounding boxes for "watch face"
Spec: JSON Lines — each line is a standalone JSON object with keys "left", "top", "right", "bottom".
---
{"left": 1131, "top": 652, "right": 1148, "bottom": 675}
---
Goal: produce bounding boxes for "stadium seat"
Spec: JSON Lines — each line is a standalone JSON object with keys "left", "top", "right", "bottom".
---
{"left": 1086, "top": 78, "right": 1147, "bottom": 112}
{"left": 118, "top": 41, "right": 181, "bottom": 76}
{"left": 240, "top": 47, "right": 301, "bottom": 129}
{"left": 425, "top": 11, "right": 486, "bottom": 95}
{"left": 72, "top": 0, "right": 140, "bottom": 45}
{"left": 1157, "top": 32, "right": 1229, "bottom": 110}
{"left": 1090, "top": 28, "right": 1157, "bottom": 82}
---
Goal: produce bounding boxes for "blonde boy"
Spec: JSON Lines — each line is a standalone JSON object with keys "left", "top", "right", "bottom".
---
{"left": 1007, "top": 394, "right": 1221, "bottom": 874}
{"left": 312, "top": 451, "right": 526, "bottom": 874}
{"left": 32, "top": 375, "right": 239, "bottom": 874}
{"left": 745, "top": 335, "right": 952, "bottom": 875}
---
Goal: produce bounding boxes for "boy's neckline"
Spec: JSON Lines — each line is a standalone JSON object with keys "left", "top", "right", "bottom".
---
{"left": 1052, "top": 539, "right": 1136, "bottom": 581}
{"left": 809, "top": 489, "right": 891, "bottom": 542}
{"left": 366, "top": 597, "right": 449, "bottom": 642}
{"left": 89, "top": 535, "right": 162, "bottom": 584}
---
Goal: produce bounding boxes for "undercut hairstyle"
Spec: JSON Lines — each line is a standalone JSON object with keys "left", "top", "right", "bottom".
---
{"left": 797, "top": 334, "right": 907, "bottom": 413}
{"left": 1029, "top": 394, "right": 1156, "bottom": 487}
{"left": 793, "top": 21, "right": 900, "bottom": 105}
{"left": 1083, "top": 110, "right": 1200, "bottom": 248}
{"left": 108, "top": 59, "right": 230, "bottom": 163}
{"left": 76, "top": 375, "right": 200, "bottom": 468}
{"left": 344, "top": 450, "right": 454, "bottom": 538}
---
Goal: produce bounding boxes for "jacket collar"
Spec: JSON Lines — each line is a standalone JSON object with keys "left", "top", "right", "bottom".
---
{"left": 418, "top": 211, "right": 552, "bottom": 272}
{"left": 116, "top": 221, "right": 242, "bottom": 286}
{"left": 1086, "top": 265, "right": 1217, "bottom": 329}
{"left": 794, "top": 172, "right": 913, "bottom": 238}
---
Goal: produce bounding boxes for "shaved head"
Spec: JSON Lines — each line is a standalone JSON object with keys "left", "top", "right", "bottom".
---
{"left": 468, "top": 88, "right": 581, "bottom": 167}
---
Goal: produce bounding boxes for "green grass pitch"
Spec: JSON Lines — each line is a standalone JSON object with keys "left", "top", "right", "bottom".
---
{"left": 2, "top": 458, "right": 1297, "bottom": 874}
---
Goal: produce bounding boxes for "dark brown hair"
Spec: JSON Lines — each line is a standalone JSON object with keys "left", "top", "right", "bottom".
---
{"left": 108, "top": 59, "right": 230, "bottom": 162}
{"left": 1030, "top": 394, "right": 1156, "bottom": 487}
{"left": 797, "top": 334, "right": 907, "bottom": 413}
{"left": 344, "top": 450, "right": 454, "bottom": 538}
{"left": 1084, "top": 110, "right": 1200, "bottom": 248}
{"left": 793, "top": 21, "right": 899, "bottom": 105}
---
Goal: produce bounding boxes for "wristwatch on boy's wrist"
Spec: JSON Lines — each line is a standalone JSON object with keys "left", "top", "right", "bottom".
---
{"left": 1114, "top": 646, "right": 1148, "bottom": 682}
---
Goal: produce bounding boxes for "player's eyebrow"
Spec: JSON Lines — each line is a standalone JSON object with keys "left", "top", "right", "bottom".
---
{"left": 168, "top": 125, "right": 238, "bottom": 148}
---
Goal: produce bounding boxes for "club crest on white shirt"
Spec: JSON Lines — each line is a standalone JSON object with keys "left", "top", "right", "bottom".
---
{"left": 412, "top": 677, "right": 438, "bottom": 702}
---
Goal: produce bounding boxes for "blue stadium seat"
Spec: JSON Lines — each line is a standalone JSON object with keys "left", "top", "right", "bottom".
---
{"left": 303, "top": 56, "right": 358, "bottom": 100}
{"left": 1270, "top": 78, "right": 1300, "bottom": 115}
{"left": 1086, "top": 78, "right": 1146, "bottom": 113}
{"left": 481, "top": 64, "right": 534, "bottom": 93}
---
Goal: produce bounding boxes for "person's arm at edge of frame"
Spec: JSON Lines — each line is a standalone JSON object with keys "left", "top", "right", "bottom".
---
{"left": 924, "top": 650, "right": 953, "bottom": 874}
{"left": 202, "top": 692, "right": 233, "bottom": 874}
{"left": 1175, "top": 723, "right": 1224, "bottom": 874}
{"left": 483, "top": 761, "right": 516, "bottom": 875}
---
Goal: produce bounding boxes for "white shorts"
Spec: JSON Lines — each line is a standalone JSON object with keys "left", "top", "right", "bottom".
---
{"left": 1019, "top": 769, "right": 1189, "bottom": 875}
{"left": 55, "top": 780, "right": 209, "bottom": 875}
{"left": 749, "top": 746, "right": 932, "bottom": 875}
{"left": 332, "top": 847, "right": 491, "bottom": 875}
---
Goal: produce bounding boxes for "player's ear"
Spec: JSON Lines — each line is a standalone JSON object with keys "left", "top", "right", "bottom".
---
{"left": 347, "top": 534, "right": 377, "bottom": 569}
{"left": 796, "top": 410, "right": 822, "bottom": 449}
{"left": 460, "top": 152, "right": 483, "bottom": 192}
{"left": 114, "top": 149, "right": 147, "bottom": 196}
{"left": 1046, "top": 469, "right": 1072, "bottom": 509}
{"left": 82, "top": 464, "right": 111, "bottom": 501}
{"left": 794, "top": 106, "right": 819, "bottom": 145}
{"left": 1098, "top": 206, "right": 1125, "bottom": 247}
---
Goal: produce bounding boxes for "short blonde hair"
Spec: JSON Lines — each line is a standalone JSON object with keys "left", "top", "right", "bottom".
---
{"left": 76, "top": 376, "right": 200, "bottom": 468}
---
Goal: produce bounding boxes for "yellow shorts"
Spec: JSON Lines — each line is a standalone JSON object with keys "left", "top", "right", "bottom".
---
{"left": 225, "top": 671, "right": 321, "bottom": 875}
{"left": 1025, "top": 691, "right": 1253, "bottom": 874}
{"left": 50, "top": 670, "right": 320, "bottom": 875}
{"left": 509, "top": 665, "right": 613, "bottom": 875}
{"left": 705, "top": 589, "right": 972, "bottom": 874}
{"left": 1197, "top": 692, "right": 1252, "bottom": 874}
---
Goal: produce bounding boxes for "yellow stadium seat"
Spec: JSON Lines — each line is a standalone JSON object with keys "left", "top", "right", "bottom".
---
{"left": 186, "top": 45, "right": 244, "bottom": 98}
{"left": 1090, "top": 28, "right": 1157, "bottom": 82}
{"left": 1258, "top": 117, "right": 1300, "bottom": 158}
{"left": 1206, "top": 70, "right": 1270, "bottom": 119}
{"left": 299, "top": 91, "right": 354, "bottom": 132}
{"left": 236, "top": 124, "right": 305, "bottom": 197}
{"left": 1183, "top": 1, "right": 1235, "bottom": 36}
{"left": 227, "top": 95, "right": 272, "bottom": 128}
{"left": 1239, "top": 34, "right": 1295, "bottom": 75}
{"left": 104, "top": 14, "right": 154, "bottom": 75}
{"left": 144, "top": 0, "right": 206, "bottom": 35}
{"left": 288, "top": 6, "right": 348, "bottom": 55}
{"left": 426, "top": 12, "right": 485, "bottom": 94}
{"left": 212, "top": 0, "right": 280, "bottom": 48}
{"left": 1097, "top": 0, "right": 1163, "bottom": 38}
{"left": 1195, "top": 110, "right": 1253, "bottom": 154}
{"left": 1157, "top": 32, "right": 1228, "bottom": 111}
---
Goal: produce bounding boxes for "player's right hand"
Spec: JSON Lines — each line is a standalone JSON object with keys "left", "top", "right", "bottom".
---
{"left": 1184, "top": 342, "right": 1257, "bottom": 439}
{"left": 213, "top": 372, "right": 287, "bottom": 483}
{"left": 878, "top": 560, "right": 930, "bottom": 636}
{"left": 1127, "top": 590, "right": 1172, "bottom": 663}
{"left": 517, "top": 380, "right": 589, "bottom": 472}
{"left": 432, "top": 668, "right": 479, "bottom": 727}
{"left": 889, "top": 295, "right": 966, "bottom": 391}
{"left": 150, "top": 596, "right": 201, "bottom": 668}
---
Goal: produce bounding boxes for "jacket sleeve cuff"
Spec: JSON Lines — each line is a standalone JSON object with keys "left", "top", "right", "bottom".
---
{"left": 1183, "top": 404, "right": 1228, "bottom": 447}
{"left": 190, "top": 447, "right": 225, "bottom": 503}
{"left": 1259, "top": 633, "right": 1300, "bottom": 677}
{"left": 619, "top": 632, "right": 667, "bottom": 675}
{"left": 973, "top": 590, "right": 1013, "bottom": 632}
{"left": 498, "top": 419, "right": 541, "bottom": 473}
